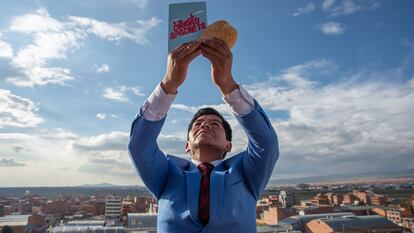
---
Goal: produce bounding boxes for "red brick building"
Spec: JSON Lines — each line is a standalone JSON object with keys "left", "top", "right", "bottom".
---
{"left": 370, "top": 194, "right": 387, "bottom": 206}
{"left": 386, "top": 204, "right": 413, "bottom": 224}
{"left": 305, "top": 215, "right": 401, "bottom": 233}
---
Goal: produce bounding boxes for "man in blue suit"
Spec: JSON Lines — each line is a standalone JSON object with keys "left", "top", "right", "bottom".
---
{"left": 128, "top": 38, "right": 279, "bottom": 232}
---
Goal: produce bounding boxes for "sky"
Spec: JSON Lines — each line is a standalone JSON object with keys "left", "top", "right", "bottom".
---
{"left": 0, "top": 0, "right": 413, "bottom": 187}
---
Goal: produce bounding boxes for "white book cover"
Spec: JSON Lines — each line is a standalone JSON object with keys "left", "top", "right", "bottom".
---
{"left": 168, "top": 2, "right": 207, "bottom": 52}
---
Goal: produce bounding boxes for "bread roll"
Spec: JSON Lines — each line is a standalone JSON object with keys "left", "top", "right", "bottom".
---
{"left": 200, "top": 20, "right": 237, "bottom": 48}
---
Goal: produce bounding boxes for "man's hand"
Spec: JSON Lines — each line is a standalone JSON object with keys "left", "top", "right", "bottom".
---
{"left": 200, "top": 38, "right": 238, "bottom": 96}
{"left": 162, "top": 41, "right": 202, "bottom": 94}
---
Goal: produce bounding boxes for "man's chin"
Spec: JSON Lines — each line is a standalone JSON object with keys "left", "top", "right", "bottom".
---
{"left": 195, "top": 140, "right": 224, "bottom": 150}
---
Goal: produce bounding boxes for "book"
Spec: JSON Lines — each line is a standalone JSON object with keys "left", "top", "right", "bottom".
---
{"left": 168, "top": 2, "right": 207, "bottom": 52}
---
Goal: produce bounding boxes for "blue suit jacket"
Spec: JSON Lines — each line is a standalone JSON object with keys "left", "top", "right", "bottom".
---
{"left": 128, "top": 101, "right": 279, "bottom": 233}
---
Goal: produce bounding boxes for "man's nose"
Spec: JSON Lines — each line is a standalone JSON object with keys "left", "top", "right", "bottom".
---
{"left": 200, "top": 122, "right": 211, "bottom": 128}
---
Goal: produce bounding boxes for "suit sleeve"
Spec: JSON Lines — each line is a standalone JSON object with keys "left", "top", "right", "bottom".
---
{"left": 236, "top": 100, "right": 279, "bottom": 200}
{"left": 128, "top": 109, "right": 168, "bottom": 199}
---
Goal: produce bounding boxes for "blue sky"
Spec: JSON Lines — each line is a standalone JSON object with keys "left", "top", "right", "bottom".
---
{"left": 0, "top": 0, "right": 413, "bottom": 187}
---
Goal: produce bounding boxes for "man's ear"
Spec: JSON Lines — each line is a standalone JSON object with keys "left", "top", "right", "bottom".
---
{"left": 185, "top": 142, "right": 190, "bottom": 153}
{"left": 225, "top": 142, "right": 232, "bottom": 152}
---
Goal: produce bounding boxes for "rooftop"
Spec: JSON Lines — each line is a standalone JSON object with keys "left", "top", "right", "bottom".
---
{"left": 315, "top": 215, "right": 400, "bottom": 230}
{"left": 0, "top": 214, "right": 30, "bottom": 227}
{"left": 48, "top": 226, "right": 126, "bottom": 233}
{"left": 279, "top": 212, "right": 355, "bottom": 225}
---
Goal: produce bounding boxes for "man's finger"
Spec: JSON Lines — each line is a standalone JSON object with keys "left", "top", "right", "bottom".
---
{"left": 175, "top": 41, "right": 201, "bottom": 60}
{"left": 183, "top": 49, "right": 202, "bottom": 64}
{"left": 170, "top": 42, "right": 191, "bottom": 54}
{"left": 201, "top": 38, "right": 227, "bottom": 57}
{"left": 184, "top": 40, "right": 202, "bottom": 55}
{"left": 201, "top": 45, "right": 223, "bottom": 62}
{"left": 210, "top": 37, "right": 230, "bottom": 51}
{"left": 201, "top": 48, "right": 221, "bottom": 66}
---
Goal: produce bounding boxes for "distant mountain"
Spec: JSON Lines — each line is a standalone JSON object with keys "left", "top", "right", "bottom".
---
{"left": 0, "top": 185, "right": 150, "bottom": 198}
{"left": 77, "top": 183, "right": 118, "bottom": 188}
{"left": 269, "top": 171, "right": 414, "bottom": 186}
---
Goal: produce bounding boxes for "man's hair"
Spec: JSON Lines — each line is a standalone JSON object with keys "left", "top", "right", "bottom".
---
{"left": 187, "top": 107, "right": 232, "bottom": 142}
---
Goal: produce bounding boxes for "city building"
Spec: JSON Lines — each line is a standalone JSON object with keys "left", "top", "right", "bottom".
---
{"left": 371, "top": 206, "right": 387, "bottom": 217}
{"left": 353, "top": 190, "right": 369, "bottom": 205}
{"left": 331, "top": 194, "right": 343, "bottom": 206}
{"left": 105, "top": 195, "right": 122, "bottom": 220}
{"left": 370, "top": 194, "right": 387, "bottom": 206}
{"left": 133, "top": 196, "right": 152, "bottom": 213}
{"left": 66, "top": 220, "right": 105, "bottom": 226}
{"left": 401, "top": 217, "right": 414, "bottom": 232}
{"left": 336, "top": 205, "right": 377, "bottom": 216}
{"left": 258, "top": 206, "right": 296, "bottom": 226}
{"left": 278, "top": 212, "right": 355, "bottom": 231}
{"left": 82, "top": 200, "right": 105, "bottom": 217}
{"left": 386, "top": 204, "right": 413, "bottom": 224}
{"left": 343, "top": 193, "right": 356, "bottom": 205}
{"left": 256, "top": 225, "right": 302, "bottom": 233}
{"left": 308, "top": 193, "right": 330, "bottom": 206}
{"left": 41, "top": 201, "right": 68, "bottom": 216}
{"left": 26, "top": 214, "right": 48, "bottom": 233}
{"left": 0, "top": 205, "right": 5, "bottom": 217}
{"left": 47, "top": 225, "right": 126, "bottom": 233}
{"left": 305, "top": 215, "right": 401, "bottom": 233}
{"left": 127, "top": 213, "right": 157, "bottom": 231}
{"left": 0, "top": 214, "right": 30, "bottom": 233}
{"left": 296, "top": 204, "right": 335, "bottom": 215}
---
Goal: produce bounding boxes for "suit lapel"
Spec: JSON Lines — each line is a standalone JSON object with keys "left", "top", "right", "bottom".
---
{"left": 184, "top": 163, "right": 201, "bottom": 225}
{"left": 208, "top": 163, "right": 226, "bottom": 225}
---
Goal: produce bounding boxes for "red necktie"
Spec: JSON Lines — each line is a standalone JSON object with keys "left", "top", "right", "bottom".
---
{"left": 198, "top": 162, "right": 214, "bottom": 226}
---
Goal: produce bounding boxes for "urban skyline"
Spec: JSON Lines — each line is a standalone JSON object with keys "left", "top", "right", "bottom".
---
{"left": 0, "top": 0, "right": 414, "bottom": 187}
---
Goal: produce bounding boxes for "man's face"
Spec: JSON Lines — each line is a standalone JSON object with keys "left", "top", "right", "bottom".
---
{"left": 186, "top": 114, "right": 231, "bottom": 158}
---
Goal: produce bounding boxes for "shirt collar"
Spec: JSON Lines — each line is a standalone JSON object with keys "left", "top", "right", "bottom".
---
{"left": 191, "top": 159, "right": 223, "bottom": 167}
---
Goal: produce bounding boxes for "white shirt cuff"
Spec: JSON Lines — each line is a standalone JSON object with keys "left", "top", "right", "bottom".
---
{"left": 223, "top": 85, "right": 255, "bottom": 116}
{"left": 141, "top": 83, "right": 176, "bottom": 121}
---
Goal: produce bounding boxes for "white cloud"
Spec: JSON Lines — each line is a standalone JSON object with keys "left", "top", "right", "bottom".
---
{"left": 103, "top": 85, "right": 144, "bottom": 102}
{"left": 293, "top": 2, "right": 316, "bottom": 17}
{"left": 3, "top": 8, "right": 161, "bottom": 87}
{"left": 131, "top": 0, "right": 148, "bottom": 9}
{"left": 0, "top": 89, "right": 43, "bottom": 128}
{"left": 103, "top": 87, "right": 128, "bottom": 102}
{"left": 322, "top": 0, "right": 336, "bottom": 10}
{"left": 0, "top": 158, "right": 25, "bottom": 167}
{"left": 68, "top": 16, "right": 161, "bottom": 45}
{"left": 0, "top": 40, "right": 13, "bottom": 59}
{"left": 171, "top": 103, "right": 233, "bottom": 117}
{"left": 96, "top": 113, "right": 119, "bottom": 120}
{"left": 95, "top": 63, "right": 110, "bottom": 73}
{"left": 245, "top": 59, "right": 414, "bottom": 177}
{"left": 96, "top": 113, "right": 106, "bottom": 120}
{"left": 319, "top": 22, "right": 345, "bottom": 35}
{"left": 409, "top": 77, "right": 414, "bottom": 88}
{"left": 7, "top": 9, "right": 81, "bottom": 87}
{"left": 0, "top": 129, "right": 140, "bottom": 186}
{"left": 171, "top": 104, "right": 199, "bottom": 113}
{"left": 9, "top": 8, "right": 64, "bottom": 33}
{"left": 73, "top": 131, "right": 128, "bottom": 151}
{"left": 328, "top": 0, "right": 362, "bottom": 16}
{"left": 0, "top": 133, "right": 32, "bottom": 140}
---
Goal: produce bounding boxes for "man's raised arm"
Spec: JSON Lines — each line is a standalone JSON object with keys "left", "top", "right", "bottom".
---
{"left": 201, "top": 38, "right": 279, "bottom": 200}
{"left": 128, "top": 41, "right": 202, "bottom": 199}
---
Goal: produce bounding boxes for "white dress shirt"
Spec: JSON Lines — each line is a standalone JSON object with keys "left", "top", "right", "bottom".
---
{"left": 140, "top": 83, "right": 256, "bottom": 166}
{"left": 141, "top": 83, "right": 255, "bottom": 121}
